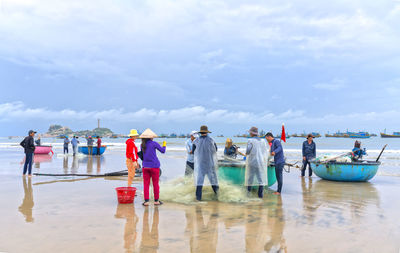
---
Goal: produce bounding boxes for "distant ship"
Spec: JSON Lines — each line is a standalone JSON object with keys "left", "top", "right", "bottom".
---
{"left": 380, "top": 132, "right": 400, "bottom": 138}
{"left": 325, "top": 131, "right": 350, "bottom": 138}
{"left": 348, "top": 132, "right": 371, "bottom": 138}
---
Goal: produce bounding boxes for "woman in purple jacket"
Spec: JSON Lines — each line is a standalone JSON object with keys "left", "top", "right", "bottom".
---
{"left": 140, "top": 129, "right": 166, "bottom": 206}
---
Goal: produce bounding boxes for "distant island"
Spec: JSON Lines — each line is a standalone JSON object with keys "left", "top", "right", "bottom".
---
{"left": 45, "top": 124, "right": 114, "bottom": 138}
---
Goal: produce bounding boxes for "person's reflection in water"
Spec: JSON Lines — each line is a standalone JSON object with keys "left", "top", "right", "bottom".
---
{"left": 185, "top": 205, "right": 218, "bottom": 253}
{"left": 245, "top": 203, "right": 270, "bottom": 253}
{"left": 18, "top": 176, "right": 34, "bottom": 223}
{"left": 87, "top": 156, "right": 93, "bottom": 174}
{"left": 63, "top": 155, "right": 69, "bottom": 174}
{"left": 115, "top": 204, "right": 139, "bottom": 253}
{"left": 71, "top": 155, "right": 79, "bottom": 174}
{"left": 264, "top": 196, "right": 287, "bottom": 252}
{"left": 140, "top": 207, "right": 159, "bottom": 252}
{"left": 301, "top": 177, "right": 318, "bottom": 225}
{"left": 96, "top": 156, "right": 101, "bottom": 174}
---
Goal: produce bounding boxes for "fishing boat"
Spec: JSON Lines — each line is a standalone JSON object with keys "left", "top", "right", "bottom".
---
{"left": 325, "top": 131, "right": 350, "bottom": 138}
{"left": 78, "top": 146, "right": 107, "bottom": 155}
{"left": 34, "top": 145, "right": 53, "bottom": 155}
{"left": 380, "top": 132, "right": 400, "bottom": 138}
{"left": 348, "top": 132, "right": 370, "bottom": 138}
{"left": 217, "top": 158, "right": 277, "bottom": 187}
{"left": 310, "top": 160, "right": 380, "bottom": 182}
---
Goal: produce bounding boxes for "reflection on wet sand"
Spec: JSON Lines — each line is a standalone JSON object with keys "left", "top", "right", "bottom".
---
{"left": 18, "top": 176, "right": 34, "bottom": 223}
{"left": 71, "top": 155, "right": 79, "bottom": 174}
{"left": 312, "top": 180, "right": 381, "bottom": 220}
{"left": 180, "top": 198, "right": 287, "bottom": 253}
{"left": 301, "top": 177, "right": 319, "bottom": 225}
{"left": 34, "top": 154, "right": 53, "bottom": 169}
{"left": 79, "top": 156, "right": 105, "bottom": 174}
{"left": 140, "top": 207, "right": 160, "bottom": 253}
{"left": 186, "top": 205, "right": 219, "bottom": 253}
{"left": 63, "top": 156, "right": 69, "bottom": 173}
{"left": 115, "top": 204, "right": 139, "bottom": 253}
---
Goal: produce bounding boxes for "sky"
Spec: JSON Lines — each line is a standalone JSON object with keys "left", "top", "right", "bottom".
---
{"left": 1, "top": 0, "right": 400, "bottom": 136}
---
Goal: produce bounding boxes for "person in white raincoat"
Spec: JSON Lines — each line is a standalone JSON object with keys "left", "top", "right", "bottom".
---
{"left": 245, "top": 127, "right": 268, "bottom": 198}
{"left": 192, "top": 125, "right": 219, "bottom": 201}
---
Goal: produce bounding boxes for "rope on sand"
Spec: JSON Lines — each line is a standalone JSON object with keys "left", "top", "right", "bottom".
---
{"left": 33, "top": 170, "right": 142, "bottom": 177}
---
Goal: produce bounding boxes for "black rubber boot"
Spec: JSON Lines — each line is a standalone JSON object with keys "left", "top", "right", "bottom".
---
{"left": 196, "top": 186, "right": 203, "bottom": 201}
{"left": 258, "top": 186, "right": 264, "bottom": 198}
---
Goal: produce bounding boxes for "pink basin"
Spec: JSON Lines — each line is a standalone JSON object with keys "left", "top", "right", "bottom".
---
{"left": 34, "top": 145, "right": 53, "bottom": 155}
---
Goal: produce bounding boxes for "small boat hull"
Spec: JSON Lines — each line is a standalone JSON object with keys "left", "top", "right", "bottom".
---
{"left": 218, "top": 159, "right": 277, "bottom": 187}
{"left": 34, "top": 146, "right": 53, "bottom": 155}
{"left": 310, "top": 161, "right": 380, "bottom": 182}
{"left": 380, "top": 133, "right": 400, "bottom": 138}
{"left": 78, "top": 146, "right": 107, "bottom": 155}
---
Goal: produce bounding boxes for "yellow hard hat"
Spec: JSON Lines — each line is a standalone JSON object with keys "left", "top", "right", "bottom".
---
{"left": 128, "top": 129, "right": 139, "bottom": 137}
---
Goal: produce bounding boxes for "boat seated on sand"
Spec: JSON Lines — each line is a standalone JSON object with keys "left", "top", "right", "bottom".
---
{"left": 34, "top": 145, "right": 53, "bottom": 155}
{"left": 217, "top": 156, "right": 277, "bottom": 187}
{"left": 78, "top": 145, "right": 107, "bottom": 155}
{"left": 310, "top": 159, "right": 380, "bottom": 182}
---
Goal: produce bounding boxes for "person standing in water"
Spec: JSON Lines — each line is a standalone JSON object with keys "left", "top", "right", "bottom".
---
{"left": 185, "top": 131, "right": 198, "bottom": 176}
{"left": 302, "top": 134, "right": 316, "bottom": 177}
{"left": 192, "top": 125, "right": 219, "bottom": 201}
{"left": 126, "top": 129, "right": 139, "bottom": 187}
{"left": 20, "top": 130, "right": 36, "bottom": 177}
{"left": 245, "top": 127, "right": 268, "bottom": 198}
{"left": 265, "top": 133, "right": 285, "bottom": 195}
{"left": 63, "top": 136, "right": 70, "bottom": 154}
{"left": 35, "top": 136, "right": 41, "bottom": 146}
{"left": 71, "top": 136, "right": 80, "bottom": 156}
{"left": 87, "top": 136, "right": 94, "bottom": 155}
{"left": 96, "top": 136, "right": 102, "bottom": 155}
{"left": 140, "top": 128, "right": 166, "bottom": 206}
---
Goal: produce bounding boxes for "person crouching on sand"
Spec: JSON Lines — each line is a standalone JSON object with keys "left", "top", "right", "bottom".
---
{"left": 126, "top": 129, "right": 139, "bottom": 187}
{"left": 140, "top": 129, "right": 166, "bottom": 206}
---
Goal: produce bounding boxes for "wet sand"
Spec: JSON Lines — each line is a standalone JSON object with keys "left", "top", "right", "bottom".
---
{"left": 1, "top": 149, "right": 400, "bottom": 252}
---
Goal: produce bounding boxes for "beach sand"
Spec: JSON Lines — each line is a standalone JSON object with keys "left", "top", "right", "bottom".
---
{"left": 0, "top": 147, "right": 400, "bottom": 252}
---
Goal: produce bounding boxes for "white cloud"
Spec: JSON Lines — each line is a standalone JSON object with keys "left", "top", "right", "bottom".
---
{"left": 313, "top": 79, "right": 346, "bottom": 91}
{"left": 2, "top": 101, "right": 400, "bottom": 129}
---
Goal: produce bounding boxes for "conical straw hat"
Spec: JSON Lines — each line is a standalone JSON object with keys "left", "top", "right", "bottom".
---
{"left": 139, "top": 128, "right": 158, "bottom": 138}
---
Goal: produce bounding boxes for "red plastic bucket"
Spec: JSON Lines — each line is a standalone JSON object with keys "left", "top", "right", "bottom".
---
{"left": 116, "top": 187, "right": 137, "bottom": 204}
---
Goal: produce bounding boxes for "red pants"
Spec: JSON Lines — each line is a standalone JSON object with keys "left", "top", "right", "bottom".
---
{"left": 143, "top": 168, "right": 160, "bottom": 201}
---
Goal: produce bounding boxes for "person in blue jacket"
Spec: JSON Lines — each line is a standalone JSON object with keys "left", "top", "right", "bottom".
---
{"left": 265, "top": 132, "right": 285, "bottom": 195}
{"left": 302, "top": 134, "right": 316, "bottom": 177}
{"left": 352, "top": 141, "right": 366, "bottom": 161}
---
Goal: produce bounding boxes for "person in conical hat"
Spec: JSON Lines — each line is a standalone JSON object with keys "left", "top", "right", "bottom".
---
{"left": 126, "top": 129, "right": 139, "bottom": 187}
{"left": 139, "top": 128, "right": 166, "bottom": 206}
{"left": 192, "top": 125, "right": 219, "bottom": 201}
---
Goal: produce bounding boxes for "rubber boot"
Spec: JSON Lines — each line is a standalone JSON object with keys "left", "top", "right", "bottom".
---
{"left": 196, "top": 186, "right": 203, "bottom": 201}
{"left": 212, "top": 185, "right": 219, "bottom": 200}
{"left": 258, "top": 185, "right": 264, "bottom": 198}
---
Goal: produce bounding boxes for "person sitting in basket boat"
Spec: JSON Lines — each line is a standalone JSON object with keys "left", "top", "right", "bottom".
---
{"left": 352, "top": 140, "right": 366, "bottom": 161}
{"left": 224, "top": 138, "right": 246, "bottom": 159}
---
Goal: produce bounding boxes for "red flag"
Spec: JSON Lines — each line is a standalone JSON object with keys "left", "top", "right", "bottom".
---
{"left": 281, "top": 123, "right": 286, "bottom": 142}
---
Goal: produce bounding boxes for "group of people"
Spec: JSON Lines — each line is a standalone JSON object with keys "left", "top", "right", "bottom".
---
{"left": 63, "top": 136, "right": 102, "bottom": 156}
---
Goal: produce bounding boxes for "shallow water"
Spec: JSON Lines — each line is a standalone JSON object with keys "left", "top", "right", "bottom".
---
{"left": 1, "top": 139, "right": 400, "bottom": 252}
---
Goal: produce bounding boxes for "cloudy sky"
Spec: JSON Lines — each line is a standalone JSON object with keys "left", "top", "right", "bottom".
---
{"left": 1, "top": 0, "right": 400, "bottom": 135}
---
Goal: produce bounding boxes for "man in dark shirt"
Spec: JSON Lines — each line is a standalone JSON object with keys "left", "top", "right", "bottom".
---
{"left": 266, "top": 132, "right": 285, "bottom": 195}
{"left": 20, "top": 130, "right": 36, "bottom": 176}
{"left": 302, "top": 134, "right": 316, "bottom": 177}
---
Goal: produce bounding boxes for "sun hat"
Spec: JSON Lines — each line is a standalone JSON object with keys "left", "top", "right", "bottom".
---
{"left": 307, "top": 133, "right": 314, "bottom": 138}
{"left": 128, "top": 129, "right": 139, "bottom": 137}
{"left": 190, "top": 130, "right": 198, "bottom": 136}
{"left": 139, "top": 128, "right": 158, "bottom": 138}
{"left": 28, "top": 130, "right": 37, "bottom": 135}
{"left": 199, "top": 125, "right": 211, "bottom": 133}
{"left": 248, "top": 127, "right": 259, "bottom": 136}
